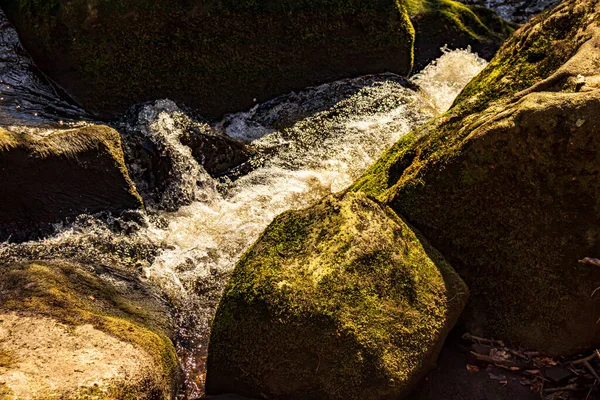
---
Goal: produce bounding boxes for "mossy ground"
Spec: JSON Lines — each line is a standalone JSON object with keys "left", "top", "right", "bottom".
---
{"left": 0, "top": 261, "right": 180, "bottom": 399}
{"left": 207, "top": 192, "right": 468, "bottom": 399}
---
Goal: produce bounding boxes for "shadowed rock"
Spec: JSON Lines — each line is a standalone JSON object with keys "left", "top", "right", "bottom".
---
{"left": 0, "top": 125, "right": 142, "bottom": 241}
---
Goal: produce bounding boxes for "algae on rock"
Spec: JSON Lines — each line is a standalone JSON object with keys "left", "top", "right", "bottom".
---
{"left": 352, "top": 0, "right": 600, "bottom": 354}
{"left": 206, "top": 192, "right": 468, "bottom": 400}
{"left": 0, "top": 260, "right": 181, "bottom": 399}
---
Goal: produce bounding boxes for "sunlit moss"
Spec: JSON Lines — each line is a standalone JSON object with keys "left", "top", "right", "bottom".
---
{"left": 0, "top": 261, "right": 181, "bottom": 399}
{"left": 207, "top": 192, "right": 468, "bottom": 399}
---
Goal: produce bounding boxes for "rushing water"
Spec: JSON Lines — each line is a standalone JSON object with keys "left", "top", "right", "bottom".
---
{"left": 0, "top": 47, "right": 487, "bottom": 397}
{"left": 0, "top": 7, "right": 488, "bottom": 396}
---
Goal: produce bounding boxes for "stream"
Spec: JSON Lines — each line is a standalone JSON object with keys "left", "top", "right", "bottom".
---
{"left": 0, "top": 8, "right": 490, "bottom": 399}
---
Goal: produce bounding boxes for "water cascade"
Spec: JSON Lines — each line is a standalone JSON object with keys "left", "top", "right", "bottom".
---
{"left": 0, "top": 43, "right": 487, "bottom": 397}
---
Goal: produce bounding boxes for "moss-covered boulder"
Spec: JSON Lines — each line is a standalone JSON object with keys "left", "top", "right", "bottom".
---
{"left": 352, "top": 0, "right": 600, "bottom": 354}
{"left": 206, "top": 192, "right": 468, "bottom": 400}
{"left": 0, "top": 0, "right": 511, "bottom": 119}
{"left": 409, "top": 0, "right": 516, "bottom": 70}
{"left": 0, "top": 260, "right": 180, "bottom": 399}
{"left": 0, "top": 125, "right": 142, "bottom": 241}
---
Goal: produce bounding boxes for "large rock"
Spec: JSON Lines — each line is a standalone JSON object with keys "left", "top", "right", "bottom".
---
{"left": 0, "top": 125, "right": 142, "bottom": 241}
{"left": 0, "top": 260, "right": 180, "bottom": 399}
{"left": 352, "top": 0, "right": 600, "bottom": 355}
{"left": 410, "top": 0, "right": 516, "bottom": 70}
{"left": 0, "top": 0, "right": 511, "bottom": 119}
{"left": 206, "top": 192, "right": 468, "bottom": 400}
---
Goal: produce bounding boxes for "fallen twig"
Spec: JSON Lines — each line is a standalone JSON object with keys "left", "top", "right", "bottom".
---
{"left": 571, "top": 351, "right": 600, "bottom": 365}
{"left": 463, "top": 332, "right": 505, "bottom": 347}
{"left": 544, "top": 385, "right": 586, "bottom": 393}
{"left": 579, "top": 257, "right": 600, "bottom": 267}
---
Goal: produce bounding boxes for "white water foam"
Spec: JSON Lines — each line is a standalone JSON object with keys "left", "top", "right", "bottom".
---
{"left": 0, "top": 48, "right": 488, "bottom": 397}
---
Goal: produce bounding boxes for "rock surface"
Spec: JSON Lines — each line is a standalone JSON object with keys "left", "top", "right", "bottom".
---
{"left": 409, "top": 0, "right": 516, "bottom": 70}
{"left": 206, "top": 192, "right": 468, "bottom": 400}
{"left": 0, "top": 0, "right": 511, "bottom": 119}
{"left": 0, "top": 125, "right": 142, "bottom": 241}
{"left": 352, "top": 0, "right": 600, "bottom": 355}
{"left": 0, "top": 260, "right": 180, "bottom": 399}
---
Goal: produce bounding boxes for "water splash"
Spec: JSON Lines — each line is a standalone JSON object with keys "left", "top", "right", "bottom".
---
{"left": 411, "top": 46, "right": 488, "bottom": 112}
{"left": 0, "top": 48, "right": 488, "bottom": 397}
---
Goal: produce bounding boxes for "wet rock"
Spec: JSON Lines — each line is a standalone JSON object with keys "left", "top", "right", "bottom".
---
{"left": 0, "top": 125, "right": 142, "bottom": 242}
{"left": 119, "top": 100, "right": 250, "bottom": 210}
{"left": 206, "top": 192, "right": 468, "bottom": 400}
{"left": 457, "top": 0, "right": 561, "bottom": 23}
{"left": 0, "top": 260, "right": 181, "bottom": 399}
{"left": 352, "top": 0, "right": 600, "bottom": 355}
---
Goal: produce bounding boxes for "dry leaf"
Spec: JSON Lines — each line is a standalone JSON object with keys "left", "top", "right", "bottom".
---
{"left": 466, "top": 364, "right": 480, "bottom": 373}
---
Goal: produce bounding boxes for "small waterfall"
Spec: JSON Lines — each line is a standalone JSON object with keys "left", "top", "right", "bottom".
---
{"left": 0, "top": 47, "right": 488, "bottom": 397}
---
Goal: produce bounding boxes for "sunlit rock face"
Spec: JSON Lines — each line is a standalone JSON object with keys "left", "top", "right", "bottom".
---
{"left": 0, "top": 261, "right": 180, "bottom": 399}
{"left": 457, "top": 0, "right": 561, "bottom": 22}
{"left": 352, "top": 0, "right": 600, "bottom": 355}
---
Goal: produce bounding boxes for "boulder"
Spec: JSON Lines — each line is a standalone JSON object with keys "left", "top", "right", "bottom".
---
{"left": 352, "top": 0, "right": 600, "bottom": 354}
{"left": 206, "top": 192, "right": 468, "bottom": 400}
{"left": 0, "top": 260, "right": 180, "bottom": 399}
{"left": 0, "top": 125, "right": 142, "bottom": 241}
{"left": 410, "top": 0, "right": 516, "bottom": 70}
{"left": 0, "top": 0, "right": 511, "bottom": 119}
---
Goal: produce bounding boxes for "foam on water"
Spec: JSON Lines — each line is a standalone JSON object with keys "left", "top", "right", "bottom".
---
{"left": 0, "top": 48, "right": 488, "bottom": 397}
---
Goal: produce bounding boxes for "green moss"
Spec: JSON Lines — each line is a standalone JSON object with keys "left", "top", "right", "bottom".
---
{"left": 207, "top": 192, "right": 467, "bottom": 399}
{"left": 454, "top": 0, "right": 593, "bottom": 113}
{"left": 0, "top": 261, "right": 180, "bottom": 399}
{"left": 350, "top": 0, "right": 600, "bottom": 354}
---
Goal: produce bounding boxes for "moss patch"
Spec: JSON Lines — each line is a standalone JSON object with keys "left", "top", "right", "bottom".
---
{"left": 351, "top": 0, "right": 600, "bottom": 354}
{"left": 0, "top": 261, "right": 180, "bottom": 399}
{"left": 206, "top": 192, "right": 467, "bottom": 399}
